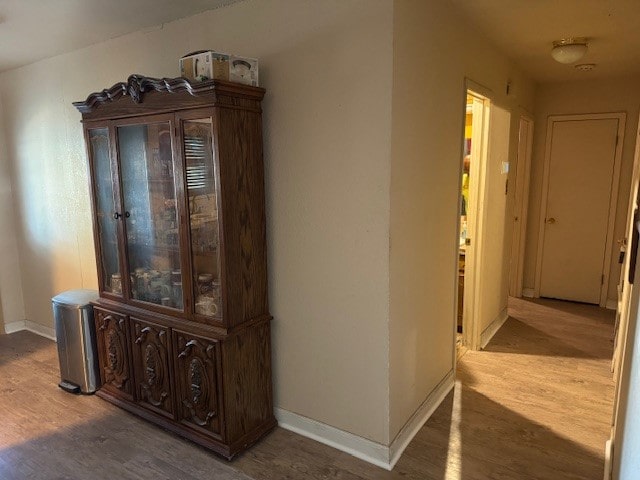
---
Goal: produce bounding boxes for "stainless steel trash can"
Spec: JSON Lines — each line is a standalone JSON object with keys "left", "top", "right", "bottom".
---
{"left": 52, "top": 289, "right": 99, "bottom": 394}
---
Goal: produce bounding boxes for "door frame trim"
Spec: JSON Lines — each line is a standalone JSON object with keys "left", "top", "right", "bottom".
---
{"left": 610, "top": 110, "right": 640, "bottom": 480}
{"left": 509, "top": 114, "right": 534, "bottom": 298}
{"left": 533, "top": 112, "right": 626, "bottom": 306}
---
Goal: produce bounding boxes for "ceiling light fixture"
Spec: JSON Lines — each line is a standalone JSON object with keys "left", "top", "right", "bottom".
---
{"left": 551, "top": 38, "right": 588, "bottom": 64}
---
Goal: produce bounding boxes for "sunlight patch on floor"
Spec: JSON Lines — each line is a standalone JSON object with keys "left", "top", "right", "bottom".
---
{"left": 444, "top": 380, "right": 463, "bottom": 480}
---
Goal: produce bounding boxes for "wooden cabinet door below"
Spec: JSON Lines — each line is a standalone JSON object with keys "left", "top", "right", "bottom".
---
{"left": 131, "top": 318, "right": 174, "bottom": 418}
{"left": 95, "top": 308, "right": 133, "bottom": 400}
{"left": 173, "top": 331, "right": 223, "bottom": 439}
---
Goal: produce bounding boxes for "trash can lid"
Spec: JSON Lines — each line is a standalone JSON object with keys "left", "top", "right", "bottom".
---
{"left": 52, "top": 289, "right": 99, "bottom": 307}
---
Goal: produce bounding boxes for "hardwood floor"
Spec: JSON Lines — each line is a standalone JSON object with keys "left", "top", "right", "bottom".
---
{"left": 0, "top": 297, "right": 614, "bottom": 479}
{"left": 425, "top": 297, "right": 616, "bottom": 480}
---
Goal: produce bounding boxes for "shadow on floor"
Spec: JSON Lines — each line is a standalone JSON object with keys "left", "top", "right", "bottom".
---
{"left": 0, "top": 383, "right": 605, "bottom": 480}
{"left": 479, "top": 297, "right": 617, "bottom": 360}
{"left": 0, "top": 330, "right": 55, "bottom": 368}
{"left": 510, "top": 297, "right": 615, "bottom": 328}
{"left": 0, "top": 410, "right": 252, "bottom": 480}
{"left": 483, "top": 318, "right": 610, "bottom": 359}
{"left": 400, "top": 384, "right": 604, "bottom": 480}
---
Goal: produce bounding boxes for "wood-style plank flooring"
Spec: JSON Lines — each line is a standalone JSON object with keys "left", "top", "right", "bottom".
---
{"left": 0, "top": 297, "right": 614, "bottom": 479}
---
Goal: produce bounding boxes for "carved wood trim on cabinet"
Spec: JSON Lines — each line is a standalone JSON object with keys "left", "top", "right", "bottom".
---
{"left": 131, "top": 318, "right": 174, "bottom": 418}
{"left": 95, "top": 308, "right": 133, "bottom": 400}
{"left": 74, "top": 75, "right": 216, "bottom": 113}
{"left": 75, "top": 76, "right": 265, "bottom": 122}
{"left": 173, "top": 330, "right": 223, "bottom": 439}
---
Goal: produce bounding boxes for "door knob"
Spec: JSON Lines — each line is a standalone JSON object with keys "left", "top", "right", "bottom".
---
{"left": 546, "top": 217, "right": 556, "bottom": 224}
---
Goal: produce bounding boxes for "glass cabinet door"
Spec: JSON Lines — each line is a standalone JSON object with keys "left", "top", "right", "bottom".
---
{"left": 117, "top": 122, "right": 183, "bottom": 309}
{"left": 89, "top": 128, "right": 122, "bottom": 296}
{"left": 183, "top": 119, "right": 221, "bottom": 318}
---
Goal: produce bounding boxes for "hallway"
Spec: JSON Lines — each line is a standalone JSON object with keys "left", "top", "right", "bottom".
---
{"left": 0, "top": 297, "right": 615, "bottom": 479}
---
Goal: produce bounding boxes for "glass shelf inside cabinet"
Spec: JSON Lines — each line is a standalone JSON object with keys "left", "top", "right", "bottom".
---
{"left": 184, "top": 119, "right": 221, "bottom": 318}
{"left": 89, "top": 128, "right": 122, "bottom": 296}
{"left": 118, "top": 122, "right": 183, "bottom": 310}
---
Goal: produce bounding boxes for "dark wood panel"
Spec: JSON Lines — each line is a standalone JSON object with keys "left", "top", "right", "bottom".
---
{"left": 173, "top": 330, "right": 224, "bottom": 440}
{"left": 216, "top": 106, "right": 269, "bottom": 327}
{"left": 222, "top": 321, "right": 275, "bottom": 446}
{"left": 130, "top": 317, "right": 174, "bottom": 418}
{"left": 93, "top": 297, "right": 231, "bottom": 338}
{"left": 94, "top": 307, "right": 133, "bottom": 400}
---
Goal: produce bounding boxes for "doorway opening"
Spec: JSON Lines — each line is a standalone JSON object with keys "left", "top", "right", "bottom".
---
{"left": 457, "top": 90, "right": 490, "bottom": 354}
{"left": 456, "top": 85, "right": 512, "bottom": 354}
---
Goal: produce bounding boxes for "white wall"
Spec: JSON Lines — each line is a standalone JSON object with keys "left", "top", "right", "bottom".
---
{"left": 523, "top": 76, "right": 640, "bottom": 302}
{"left": 611, "top": 116, "right": 640, "bottom": 478}
{"left": 0, "top": 0, "right": 393, "bottom": 445}
{"left": 0, "top": 96, "right": 25, "bottom": 331}
{"left": 614, "top": 258, "right": 640, "bottom": 479}
{"left": 389, "top": 0, "right": 535, "bottom": 440}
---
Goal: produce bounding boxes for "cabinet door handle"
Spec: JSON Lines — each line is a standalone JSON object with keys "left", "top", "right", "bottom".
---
{"left": 124, "top": 211, "right": 131, "bottom": 218}
{"left": 178, "top": 339, "right": 199, "bottom": 358}
{"left": 113, "top": 212, "right": 122, "bottom": 220}
{"left": 135, "top": 326, "right": 151, "bottom": 344}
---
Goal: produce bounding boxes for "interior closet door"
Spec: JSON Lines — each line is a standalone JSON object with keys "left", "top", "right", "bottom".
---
{"left": 538, "top": 115, "right": 622, "bottom": 304}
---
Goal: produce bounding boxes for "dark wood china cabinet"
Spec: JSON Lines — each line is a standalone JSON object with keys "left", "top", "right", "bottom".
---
{"left": 74, "top": 75, "right": 275, "bottom": 459}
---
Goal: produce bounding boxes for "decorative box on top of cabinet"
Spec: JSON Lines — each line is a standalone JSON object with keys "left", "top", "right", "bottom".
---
{"left": 74, "top": 75, "right": 275, "bottom": 459}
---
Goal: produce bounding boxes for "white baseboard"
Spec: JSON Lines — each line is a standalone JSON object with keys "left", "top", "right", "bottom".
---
{"left": 25, "top": 320, "right": 56, "bottom": 341}
{"left": 3, "top": 320, "right": 56, "bottom": 341}
{"left": 603, "top": 439, "right": 612, "bottom": 480}
{"left": 522, "top": 288, "right": 535, "bottom": 298}
{"left": 275, "top": 408, "right": 391, "bottom": 470}
{"left": 605, "top": 299, "right": 617, "bottom": 310}
{"left": 275, "top": 369, "right": 455, "bottom": 471}
{"left": 388, "top": 369, "right": 455, "bottom": 469}
{"left": 480, "top": 308, "right": 508, "bottom": 349}
{"left": 3, "top": 320, "right": 26, "bottom": 334}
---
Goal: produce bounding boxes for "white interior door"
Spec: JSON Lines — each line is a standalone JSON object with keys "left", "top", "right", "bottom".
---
{"left": 476, "top": 103, "right": 511, "bottom": 339}
{"left": 538, "top": 116, "right": 622, "bottom": 304}
{"left": 462, "top": 92, "right": 489, "bottom": 350}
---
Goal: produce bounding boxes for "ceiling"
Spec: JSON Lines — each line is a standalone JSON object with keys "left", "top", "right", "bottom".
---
{"left": 0, "top": 0, "right": 240, "bottom": 73}
{"left": 451, "top": 0, "right": 640, "bottom": 83}
{"left": 0, "top": 1, "right": 638, "bottom": 83}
